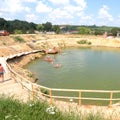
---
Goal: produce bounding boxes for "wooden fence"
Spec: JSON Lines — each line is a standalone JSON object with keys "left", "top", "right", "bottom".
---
{"left": 6, "top": 60, "right": 120, "bottom": 107}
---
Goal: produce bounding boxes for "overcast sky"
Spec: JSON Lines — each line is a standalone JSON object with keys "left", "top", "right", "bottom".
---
{"left": 0, "top": 0, "right": 120, "bottom": 26}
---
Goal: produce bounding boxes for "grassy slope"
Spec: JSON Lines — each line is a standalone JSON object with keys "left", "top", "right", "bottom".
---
{"left": 0, "top": 96, "right": 109, "bottom": 120}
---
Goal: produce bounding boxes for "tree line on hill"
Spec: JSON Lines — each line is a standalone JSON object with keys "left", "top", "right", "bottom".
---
{"left": 0, "top": 17, "right": 120, "bottom": 36}
{"left": 0, "top": 18, "right": 60, "bottom": 34}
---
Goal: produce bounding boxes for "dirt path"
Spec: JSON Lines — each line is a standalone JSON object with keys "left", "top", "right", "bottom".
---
{"left": 0, "top": 79, "right": 30, "bottom": 102}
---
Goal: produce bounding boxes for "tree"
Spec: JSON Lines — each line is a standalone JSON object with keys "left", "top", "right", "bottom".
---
{"left": 0, "top": 18, "right": 6, "bottom": 30}
{"left": 36, "top": 24, "right": 44, "bottom": 31}
{"left": 111, "top": 27, "right": 120, "bottom": 36}
{"left": 43, "top": 22, "right": 52, "bottom": 32}
{"left": 94, "top": 29, "right": 104, "bottom": 35}
{"left": 0, "top": 18, "right": 10, "bottom": 31}
{"left": 14, "top": 30, "right": 23, "bottom": 34}
{"left": 52, "top": 25, "right": 60, "bottom": 34}
{"left": 78, "top": 27, "right": 91, "bottom": 35}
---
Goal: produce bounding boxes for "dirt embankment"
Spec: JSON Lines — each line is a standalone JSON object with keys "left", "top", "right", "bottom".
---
{"left": 1, "top": 34, "right": 120, "bottom": 57}
{"left": 1, "top": 34, "right": 120, "bottom": 82}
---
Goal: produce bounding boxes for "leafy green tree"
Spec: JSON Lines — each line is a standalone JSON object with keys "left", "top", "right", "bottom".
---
{"left": 111, "top": 27, "right": 120, "bottom": 36}
{"left": 0, "top": 18, "right": 7, "bottom": 30}
{"left": 36, "top": 24, "right": 44, "bottom": 31}
{"left": 94, "top": 29, "right": 104, "bottom": 35}
{"left": 52, "top": 25, "right": 60, "bottom": 34}
{"left": 14, "top": 30, "right": 23, "bottom": 34}
{"left": 42, "top": 22, "right": 52, "bottom": 31}
{"left": 78, "top": 27, "right": 91, "bottom": 34}
{"left": 29, "top": 22, "right": 37, "bottom": 30}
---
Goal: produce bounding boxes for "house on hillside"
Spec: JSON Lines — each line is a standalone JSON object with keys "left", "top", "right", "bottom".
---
{"left": 69, "top": 30, "right": 78, "bottom": 34}
{"left": 0, "top": 30, "right": 10, "bottom": 36}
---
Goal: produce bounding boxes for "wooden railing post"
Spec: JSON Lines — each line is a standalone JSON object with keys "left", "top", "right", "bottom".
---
{"left": 78, "top": 91, "right": 82, "bottom": 106}
{"left": 109, "top": 92, "right": 113, "bottom": 107}
{"left": 49, "top": 89, "right": 52, "bottom": 104}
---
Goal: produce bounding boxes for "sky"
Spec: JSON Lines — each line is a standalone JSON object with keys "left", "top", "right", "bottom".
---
{"left": 0, "top": 0, "right": 120, "bottom": 26}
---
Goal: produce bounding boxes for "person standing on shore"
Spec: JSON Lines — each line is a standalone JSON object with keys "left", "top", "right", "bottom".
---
{"left": 0, "top": 63, "right": 5, "bottom": 82}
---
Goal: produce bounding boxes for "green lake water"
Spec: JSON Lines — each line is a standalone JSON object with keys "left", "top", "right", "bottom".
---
{"left": 25, "top": 47, "right": 120, "bottom": 105}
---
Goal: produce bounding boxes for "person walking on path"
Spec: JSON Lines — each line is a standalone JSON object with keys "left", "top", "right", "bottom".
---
{"left": 0, "top": 63, "right": 5, "bottom": 82}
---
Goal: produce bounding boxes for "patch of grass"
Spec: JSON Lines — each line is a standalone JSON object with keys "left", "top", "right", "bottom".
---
{"left": 27, "top": 72, "right": 34, "bottom": 78}
{"left": 30, "top": 35, "right": 36, "bottom": 38}
{"left": 13, "top": 36, "right": 25, "bottom": 43}
{"left": 85, "top": 112, "right": 104, "bottom": 120}
{"left": 58, "top": 40, "right": 66, "bottom": 48}
{"left": 0, "top": 96, "right": 67, "bottom": 120}
{"left": 0, "top": 96, "right": 111, "bottom": 120}
{"left": 40, "top": 88, "right": 49, "bottom": 95}
{"left": 77, "top": 40, "right": 92, "bottom": 45}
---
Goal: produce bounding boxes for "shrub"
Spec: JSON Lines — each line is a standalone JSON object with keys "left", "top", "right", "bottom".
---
{"left": 77, "top": 40, "right": 87, "bottom": 44}
{"left": 27, "top": 72, "right": 34, "bottom": 78}
{"left": 77, "top": 40, "right": 92, "bottom": 45}
{"left": 13, "top": 36, "right": 25, "bottom": 43}
{"left": 14, "top": 30, "right": 23, "bottom": 34}
{"left": 87, "top": 41, "right": 92, "bottom": 45}
{"left": 40, "top": 88, "right": 49, "bottom": 95}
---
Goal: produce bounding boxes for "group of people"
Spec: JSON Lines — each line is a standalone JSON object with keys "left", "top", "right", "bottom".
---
{"left": 0, "top": 63, "right": 5, "bottom": 82}
{"left": 44, "top": 47, "right": 60, "bottom": 54}
{"left": 44, "top": 56, "right": 62, "bottom": 68}
{"left": 44, "top": 46, "right": 62, "bottom": 68}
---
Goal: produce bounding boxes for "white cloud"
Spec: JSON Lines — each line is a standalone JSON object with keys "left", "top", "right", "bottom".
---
{"left": 0, "top": 0, "right": 119, "bottom": 26}
{"left": 64, "top": 5, "right": 84, "bottom": 14}
{"left": 48, "top": 0, "right": 69, "bottom": 5}
{"left": 45, "top": 8, "right": 74, "bottom": 24}
{"left": 36, "top": 1, "right": 52, "bottom": 13}
{"left": 73, "top": 0, "right": 87, "bottom": 9}
{"left": 25, "top": 14, "right": 38, "bottom": 22}
{"left": 79, "top": 14, "right": 94, "bottom": 25}
{"left": 25, "top": 7, "right": 31, "bottom": 12}
{"left": 0, "top": 0, "right": 24, "bottom": 14}
{"left": 0, "top": 0, "right": 32, "bottom": 16}
{"left": 49, "top": 8, "right": 73, "bottom": 19}
{"left": 98, "top": 5, "right": 113, "bottom": 22}
{"left": 43, "top": 0, "right": 88, "bottom": 25}
{"left": 23, "top": 0, "right": 37, "bottom": 2}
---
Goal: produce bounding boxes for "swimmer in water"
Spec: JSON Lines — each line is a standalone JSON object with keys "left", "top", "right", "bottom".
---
{"left": 54, "top": 63, "right": 62, "bottom": 68}
{"left": 44, "top": 56, "right": 54, "bottom": 63}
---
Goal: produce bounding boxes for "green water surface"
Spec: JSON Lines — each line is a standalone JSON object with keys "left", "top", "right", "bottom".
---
{"left": 26, "top": 47, "right": 120, "bottom": 105}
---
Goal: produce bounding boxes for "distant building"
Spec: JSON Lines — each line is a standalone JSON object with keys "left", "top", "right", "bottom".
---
{"left": 69, "top": 30, "right": 78, "bottom": 34}
{"left": 0, "top": 30, "right": 10, "bottom": 36}
{"left": 103, "top": 32, "right": 114, "bottom": 38}
{"left": 46, "top": 31, "right": 55, "bottom": 34}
